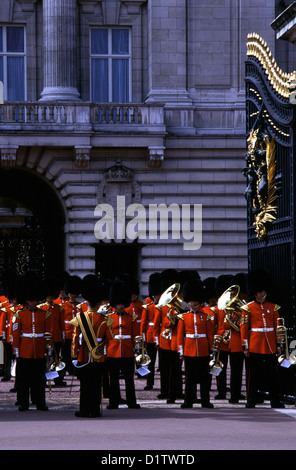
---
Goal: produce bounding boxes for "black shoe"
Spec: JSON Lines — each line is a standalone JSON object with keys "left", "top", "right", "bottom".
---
{"left": 90, "top": 412, "right": 101, "bottom": 417}
{"left": 119, "top": 398, "right": 127, "bottom": 404}
{"left": 106, "top": 404, "right": 118, "bottom": 409}
{"left": 144, "top": 385, "right": 153, "bottom": 391}
{"left": 128, "top": 403, "right": 141, "bottom": 409}
{"left": 157, "top": 393, "right": 168, "bottom": 399}
{"left": 10, "top": 387, "right": 17, "bottom": 393}
{"left": 75, "top": 411, "right": 89, "bottom": 417}
{"left": 18, "top": 406, "right": 29, "bottom": 411}
{"left": 202, "top": 403, "right": 214, "bottom": 408}
{"left": 37, "top": 405, "right": 48, "bottom": 411}
{"left": 215, "top": 393, "right": 226, "bottom": 399}
{"left": 246, "top": 401, "right": 256, "bottom": 408}
{"left": 180, "top": 402, "right": 193, "bottom": 409}
{"left": 271, "top": 401, "right": 285, "bottom": 409}
{"left": 166, "top": 399, "right": 175, "bottom": 404}
{"left": 228, "top": 398, "right": 239, "bottom": 404}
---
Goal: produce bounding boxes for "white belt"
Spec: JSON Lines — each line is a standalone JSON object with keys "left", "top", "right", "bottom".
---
{"left": 251, "top": 328, "right": 273, "bottom": 332}
{"left": 114, "top": 335, "right": 131, "bottom": 340}
{"left": 22, "top": 333, "right": 44, "bottom": 338}
{"left": 186, "top": 334, "right": 206, "bottom": 339}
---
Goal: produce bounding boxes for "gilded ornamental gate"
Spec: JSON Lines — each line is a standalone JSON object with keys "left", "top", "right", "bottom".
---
{"left": 244, "top": 34, "right": 296, "bottom": 335}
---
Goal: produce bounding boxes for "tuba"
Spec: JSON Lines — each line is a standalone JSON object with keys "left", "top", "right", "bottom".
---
{"left": 98, "top": 303, "right": 112, "bottom": 316}
{"left": 276, "top": 318, "right": 296, "bottom": 366}
{"left": 217, "top": 284, "right": 247, "bottom": 343}
{"left": 209, "top": 335, "right": 224, "bottom": 376}
{"left": 156, "top": 283, "right": 190, "bottom": 339}
{"left": 134, "top": 335, "right": 151, "bottom": 368}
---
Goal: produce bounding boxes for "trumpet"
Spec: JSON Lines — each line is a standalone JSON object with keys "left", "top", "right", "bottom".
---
{"left": 276, "top": 318, "right": 296, "bottom": 366}
{"left": 134, "top": 335, "right": 151, "bottom": 368}
{"left": 44, "top": 332, "right": 66, "bottom": 392}
{"left": 209, "top": 335, "right": 224, "bottom": 376}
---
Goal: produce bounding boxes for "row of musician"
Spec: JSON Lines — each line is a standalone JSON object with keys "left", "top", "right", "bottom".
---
{"left": 0, "top": 268, "right": 293, "bottom": 416}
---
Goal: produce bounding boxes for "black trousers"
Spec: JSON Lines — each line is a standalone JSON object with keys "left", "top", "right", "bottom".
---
{"left": 158, "top": 348, "right": 183, "bottom": 400}
{"left": 62, "top": 339, "right": 75, "bottom": 375}
{"left": 247, "top": 353, "right": 280, "bottom": 405}
{"left": 145, "top": 342, "right": 157, "bottom": 388}
{"left": 216, "top": 350, "right": 229, "bottom": 396}
{"left": 184, "top": 356, "right": 211, "bottom": 406}
{"left": 17, "top": 357, "right": 47, "bottom": 409}
{"left": 108, "top": 357, "right": 137, "bottom": 407}
{"left": 229, "top": 351, "right": 245, "bottom": 400}
{"left": 77, "top": 362, "right": 103, "bottom": 416}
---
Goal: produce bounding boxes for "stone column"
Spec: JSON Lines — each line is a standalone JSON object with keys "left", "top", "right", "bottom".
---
{"left": 40, "top": 0, "right": 80, "bottom": 101}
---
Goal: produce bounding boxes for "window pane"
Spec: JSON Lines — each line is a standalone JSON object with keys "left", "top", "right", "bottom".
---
{"left": 7, "top": 27, "right": 24, "bottom": 53}
{"left": 91, "top": 58, "right": 108, "bottom": 102}
{"left": 0, "top": 27, "right": 3, "bottom": 52}
{"left": 112, "top": 59, "right": 129, "bottom": 102}
{"left": 7, "top": 57, "right": 24, "bottom": 100}
{"left": 91, "top": 29, "right": 108, "bottom": 55}
{"left": 112, "top": 29, "right": 129, "bottom": 55}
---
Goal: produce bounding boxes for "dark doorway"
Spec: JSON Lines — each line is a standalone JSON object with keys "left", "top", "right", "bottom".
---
{"left": 95, "top": 242, "right": 140, "bottom": 280}
{"left": 0, "top": 168, "right": 65, "bottom": 291}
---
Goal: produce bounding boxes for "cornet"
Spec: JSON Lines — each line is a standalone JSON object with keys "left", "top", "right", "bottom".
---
{"left": 44, "top": 332, "right": 66, "bottom": 392}
{"left": 209, "top": 335, "right": 224, "bottom": 376}
{"left": 134, "top": 335, "right": 151, "bottom": 368}
{"left": 276, "top": 318, "right": 296, "bottom": 366}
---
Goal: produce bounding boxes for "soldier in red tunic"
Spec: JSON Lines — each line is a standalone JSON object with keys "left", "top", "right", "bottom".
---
{"left": 106, "top": 278, "right": 140, "bottom": 410}
{"left": 71, "top": 274, "right": 114, "bottom": 417}
{"left": 177, "top": 278, "right": 215, "bottom": 408}
{"left": 11, "top": 272, "right": 48, "bottom": 411}
{"left": 241, "top": 269, "right": 284, "bottom": 408}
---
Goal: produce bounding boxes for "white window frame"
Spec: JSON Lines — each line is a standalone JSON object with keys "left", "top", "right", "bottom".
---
{"left": 0, "top": 24, "right": 26, "bottom": 101}
{"left": 90, "top": 27, "right": 132, "bottom": 103}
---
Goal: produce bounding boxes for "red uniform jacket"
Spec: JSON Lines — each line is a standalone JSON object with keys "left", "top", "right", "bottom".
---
{"left": 106, "top": 311, "right": 137, "bottom": 358}
{"left": 212, "top": 306, "right": 229, "bottom": 352}
{"left": 38, "top": 302, "right": 65, "bottom": 343}
{"left": 154, "top": 304, "right": 176, "bottom": 351}
{"left": 11, "top": 307, "right": 47, "bottom": 359}
{"left": 63, "top": 300, "right": 80, "bottom": 340}
{"left": 71, "top": 309, "right": 113, "bottom": 364}
{"left": 1, "top": 304, "right": 23, "bottom": 343}
{"left": 140, "top": 300, "right": 156, "bottom": 343}
{"left": 177, "top": 306, "right": 215, "bottom": 357}
{"left": 240, "top": 300, "right": 280, "bottom": 354}
{"left": 126, "top": 300, "right": 143, "bottom": 337}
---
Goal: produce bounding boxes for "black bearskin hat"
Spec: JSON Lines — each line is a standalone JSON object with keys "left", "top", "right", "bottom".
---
{"left": 109, "top": 277, "right": 131, "bottom": 308}
{"left": 41, "top": 277, "right": 60, "bottom": 299}
{"left": 117, "top": 273, "right": 139, "bottom": 296}
{"left": 247, "top": 269, "right": 273, "bottom": 299}
{"left": 17, "top": 271, "right": 42, "bottom": 305}
{"left": 231, "top": 272, "right": 247, "bottom": 296}
{"left": 160, "top": 269, "right": 179, "bottom": 292}
{"left": 215, "top": 274, "right": 233, "bottom": 298}
{"left": 53, "top": 270, "right": 70, "bottom": 291}
{"left": 64, "top": 275, "right": 82, "bottom": 296}
{"left": 178, "top": 270, "right": 201, "bottom": 291}
{"left": 148, "top": 272, "right": 162, "bottom": 298}
{"left": 183, "top": 278, "right": 205, "bottom": 303}
{"left": 81, "top": 274, "right": 107, "bottom": 307}
{"left": 203, "top": 277, "right": 217, "bottom": 303}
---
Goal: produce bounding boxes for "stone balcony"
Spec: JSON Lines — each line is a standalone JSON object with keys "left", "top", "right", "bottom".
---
{"left": 0, "top": 102, "right": 169, "bottom": 168}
